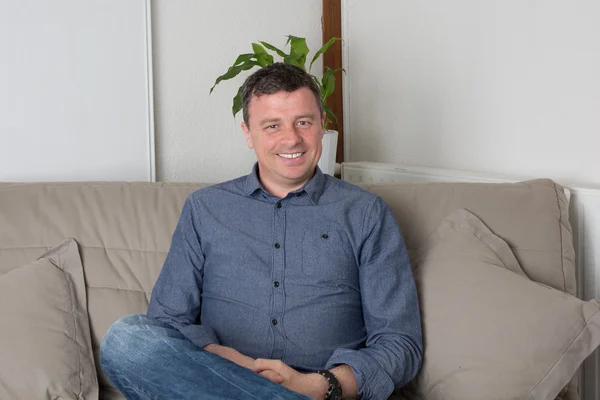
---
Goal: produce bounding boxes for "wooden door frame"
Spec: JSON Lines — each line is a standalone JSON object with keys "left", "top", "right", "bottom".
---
{"left": 322, "top": 0, "right": 344, "bottom": 163}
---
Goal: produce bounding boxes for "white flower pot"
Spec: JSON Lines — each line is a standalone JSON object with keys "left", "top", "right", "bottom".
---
{"left": 318, "top": 130, "right": 338, "bottom": 176}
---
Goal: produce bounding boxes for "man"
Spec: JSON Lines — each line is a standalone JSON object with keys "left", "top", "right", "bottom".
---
{"left": 100, "top": 63, "right": 422, "bottom": 400}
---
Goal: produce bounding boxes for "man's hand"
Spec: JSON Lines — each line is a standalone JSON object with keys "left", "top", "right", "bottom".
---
{"left": 204, "top": 344, "right": 254, "bottom": 368}
{"left": 204, "top": 344, "right": 284, "bottom": 383}
{"left": 252, "top": 359, "right": 329, "bottom": 400}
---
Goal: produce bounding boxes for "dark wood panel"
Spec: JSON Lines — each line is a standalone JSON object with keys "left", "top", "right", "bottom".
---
{"left": 322, "top": 0, "right": 344, "bottom": 163}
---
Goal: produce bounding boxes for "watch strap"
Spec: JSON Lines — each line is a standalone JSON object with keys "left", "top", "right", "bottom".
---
{"left": 315, "top": 369, "right": 342, "bottom": 400}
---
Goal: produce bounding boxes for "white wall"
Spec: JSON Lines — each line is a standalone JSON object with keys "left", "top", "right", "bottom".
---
{"left": 0, "top": 0, "right": 153, "bottom": 182}
{"left": 343, "top": 1, "right": 600, "bottom": 188}
{"left": 152, "top": 0, "right": 322, "bottom": 182}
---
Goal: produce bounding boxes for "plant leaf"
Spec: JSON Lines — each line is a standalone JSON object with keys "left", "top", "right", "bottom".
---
{"left": 232, "top": 53, "right": 256, "bottom": 67}
{"left": 251, "top": 43, "right": 274, "bottom": 67}
{"left": 232, "top": 85, "right": 243, "bottom": 117}
{"left": 322, "top": 102, "right": 337, "bottom": 130}
{"left": 210, "top": 60, "right": 259, "bottom": 93}
{"left": 321, "top": 67, "right": 344, "bottom": 100}
{"left": 286, "top": 35, "right": 309, "bottom": 70}
{"left": 260, "top": 41, "right": 287, "bottom": 58}
{"left": 309, "top": 37, "right": 342, "bottom": 73}
{"left": 283, "top": 54, "right": 304, "bottom": 69}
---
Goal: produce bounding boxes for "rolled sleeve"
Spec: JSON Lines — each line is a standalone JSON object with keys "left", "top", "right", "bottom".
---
{"left": 168, "top": 316, "right": 219, "bottom": 349}
{"left": 327, "top": 197, "right": 423, "bottom": 399}
{"left": 326, "top": 348, "right": 394, "bottom": 400}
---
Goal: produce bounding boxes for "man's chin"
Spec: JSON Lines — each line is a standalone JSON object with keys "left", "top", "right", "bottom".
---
{"left": 279, "top": 168, "right": 315, "bottom": 185}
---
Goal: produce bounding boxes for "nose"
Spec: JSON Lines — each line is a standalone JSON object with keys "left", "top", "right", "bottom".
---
{"left": 281, "top": 125, "right": 302, "bottom": 145}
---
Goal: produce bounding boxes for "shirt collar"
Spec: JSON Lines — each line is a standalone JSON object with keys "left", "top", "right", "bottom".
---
{"left": 243, "top": 163, "right": 326, "bottom": 204}
{"left": 243, "top": 163, "right": 263, "bottom": 196}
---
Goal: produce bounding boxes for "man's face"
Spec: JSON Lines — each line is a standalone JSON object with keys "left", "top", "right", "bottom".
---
{"left": 241, "top": 87, "right": 325, "bottom": 197}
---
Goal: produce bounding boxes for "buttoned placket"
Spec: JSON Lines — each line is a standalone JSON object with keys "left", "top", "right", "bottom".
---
{"left": 270, "top": 200, "right": 286, "bottom": 359}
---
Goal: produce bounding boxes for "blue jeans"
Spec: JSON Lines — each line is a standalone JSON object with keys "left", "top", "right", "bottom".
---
{"left": 100, "top": 314, "right": 312, "bottom": 400}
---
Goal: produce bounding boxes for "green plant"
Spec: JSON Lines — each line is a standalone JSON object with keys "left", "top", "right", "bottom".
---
{"left": 209, "top": 35, "right": 343, "bottom": 129}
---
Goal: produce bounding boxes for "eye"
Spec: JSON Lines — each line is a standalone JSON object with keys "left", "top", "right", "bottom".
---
{"left": 266, "top": 124, "right": 278, "bottom": 130}
{"left": 297, "top": 120, "right": 310, "bottom": 126}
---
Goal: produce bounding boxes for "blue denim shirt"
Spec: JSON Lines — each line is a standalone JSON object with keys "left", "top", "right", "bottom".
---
{"left": 147, "top": 166, "right": 422, "bottom": 399}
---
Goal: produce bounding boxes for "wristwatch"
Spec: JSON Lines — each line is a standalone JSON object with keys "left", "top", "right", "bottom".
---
{"left": 315, "top": 370, "right": 342, "bottom": 400}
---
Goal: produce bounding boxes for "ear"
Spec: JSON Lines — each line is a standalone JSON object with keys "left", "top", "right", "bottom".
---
{"left": 241, "top": 122, "right": 254, "bottom": 149}
{"left": 321, "top": 112, "right": 327, "bottom": 131}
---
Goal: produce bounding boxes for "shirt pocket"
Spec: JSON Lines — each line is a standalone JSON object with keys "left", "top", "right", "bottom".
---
{"left": 301, "top": 227, "right": 357, "bottom": 282}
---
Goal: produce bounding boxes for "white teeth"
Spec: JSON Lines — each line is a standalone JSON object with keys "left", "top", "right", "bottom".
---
{"left": 278, "top": 152, "right": 303, "bottom": 159}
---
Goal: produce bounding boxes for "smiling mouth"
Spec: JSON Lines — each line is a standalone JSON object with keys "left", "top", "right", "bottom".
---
{"left": 278, "top": 152, "right": 305, "bottom": 159}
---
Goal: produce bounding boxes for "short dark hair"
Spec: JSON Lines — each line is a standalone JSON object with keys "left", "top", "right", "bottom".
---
{"left": 241, "top": 63, "right": 323, "bottom": 125}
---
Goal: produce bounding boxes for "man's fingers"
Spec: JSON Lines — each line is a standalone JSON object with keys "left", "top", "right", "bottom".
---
{"left": 252, "top": 358, "right": 285, "bottom": 374}
{"left": 259, "top": 370, "right": 284, "bottom": 384}
{"left": 253, "top": 359, "right": 286, "bottom": 383}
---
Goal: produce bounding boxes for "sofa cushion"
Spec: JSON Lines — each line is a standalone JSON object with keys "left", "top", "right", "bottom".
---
{"left": 0, "top": 238, "right": 98, "bottom": 400}
{"left": 402, "top": 208, "right": 600, "bottom": 400}
{"left": 0, "top": 181, "right": 209, "bottom": 393}
{"left": 362, "top": 179, "right": 575, "bottom": 296}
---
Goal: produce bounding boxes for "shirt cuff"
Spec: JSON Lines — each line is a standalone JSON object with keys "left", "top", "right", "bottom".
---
{"left": 326, "top": 348, "right": 394, "bottom": 400}
{"left": 179, "top": 324, "right": 220, "bottom": 349}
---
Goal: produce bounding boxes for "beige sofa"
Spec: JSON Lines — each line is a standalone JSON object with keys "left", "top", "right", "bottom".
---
{"left": 1, "top": 178, "right": 599, "bottom": 400}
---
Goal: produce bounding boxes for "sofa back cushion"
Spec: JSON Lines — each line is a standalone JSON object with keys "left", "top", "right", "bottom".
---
{"left": 361, "top": 178, "right": 575, "bottom": 296}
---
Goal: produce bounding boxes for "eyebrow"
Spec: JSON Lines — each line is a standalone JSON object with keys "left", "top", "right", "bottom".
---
{"left": 295, "top": 114, "right": 318, "bottom": 120}
{"left": 258, "top": 114, "right": 318, "bottom": 126}
{"left": 259, "top": 118, "right": 282, "bottom": 126}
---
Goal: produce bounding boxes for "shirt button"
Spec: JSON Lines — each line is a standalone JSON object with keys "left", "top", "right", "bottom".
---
{"left": 271, "top": 319, "right": 278, "bottom": 325}
{"left": 274, "top": 243, "right": 280, "bottom": 249}
{"left": 322, "top": 233, "right": 329, "bottom": 239}
{"left": 276, "top": 202, "right": 282, "bottom": 209}
{"left": 274, "top": 281, "right": 280, "bottom": 287}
